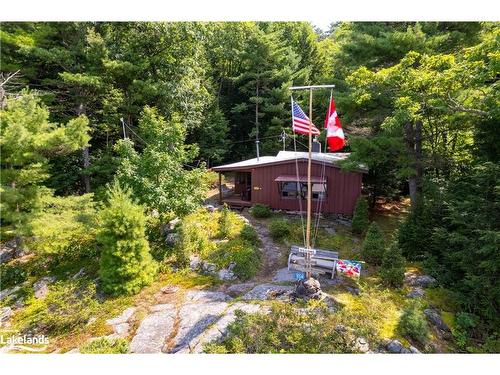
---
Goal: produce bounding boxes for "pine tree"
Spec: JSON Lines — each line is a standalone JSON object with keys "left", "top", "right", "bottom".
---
{"left": 398, "top": 301, "right": 429, "bottom": 343}
{"left": 98, "top": 183, "right": 157, "bottom": 296}
{"left": 0, "top": 92, "right": 89, "bottom": 247}
{"left": 361, "top": 222, "right": 385, "bottom": 265}
{"left": 351, "top": 196, "right": 370, "bottom": 234}
{"left": 229, "top": 25, "right": 303, "bottom": 158}
{"left": 218, "top": 204, "right": 231, "bottom": 239}
{"left": 379, "top": 240, "right": 406, "bottom": 287}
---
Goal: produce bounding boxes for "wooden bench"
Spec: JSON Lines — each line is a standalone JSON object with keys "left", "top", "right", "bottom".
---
{"left": 288, "top": 245, "right": 339, "bottom": 279}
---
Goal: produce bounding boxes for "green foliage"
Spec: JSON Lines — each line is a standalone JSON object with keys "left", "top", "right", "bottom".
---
{"left": 28, "top": 194, "right": 97, "bottom": 257}
{"left": 397, "top": 205, "right": 428, "bottom": 260}
{"left": 210, "top": 238, "right": 261, "bottom": 280}
{"left": 344, "top": 24, "right": 499, "bottom": 183}
{"left": 174, "top": 207, "right": 259, "bottom": 279}
{"left": 202, "top": 170, "right": 221, "bottom": 189}
{"left": 175, "top": 208, "right": 219, "bottom": 264}
{"left": 249, "top": 204, "right": 271, "bottom": 218}
{"left": 204, "top": 303, "right": 355, "bottom": 353}
{"left": 2, "top": 22, "right": 215, "bottom": 194}
{"left": 351, "top": 197, "right": 369, "bottom": 233}
{"left": 144, "top": 214, "right": 172, "bottom": 262}
{"left": 79, "top": 337, "right": 129, "bottom": 354}
{"left": 479, "top": 335, "right": 500, "bottom": 354}
{"left": 98, "top": 183, "right": 157, "bottom": 296}
{"left": 114, "top": 107, "right": 208, "bottom": 217}
{"left": 397, "top": 302, "right": 429, "bottom": 343}
{"left": 452, "top": 312, "right": 477, "bottom": 351}
{"left": 343, "top": 137, "right": 409, "bottom": 207}
{"left": 400, "top": 164, "right": 499, "bottom": 330}
{"left": 425, "top": 287, "right": 461, "bottom": 313}
{"left": 175, "top": 207, "right": 246, "bottom": 267}
{"left": 221, "top": 23, "right": 307, "bottom": 158}
{"left": 239, "top": 224, "right": 260, "bottom": 244}
{"left": 0, "top": 92, "right": 89, "bottom": 238}
{"left": 175, "top": 218, "right": 215, "bottom": 266}
{"left": 15, "top": 279, "right": 98, "bottom": 335}
{"left": 0, "top": 263, "right": 28, "bottom": 290}
{"left": 2, "top": 22, "right": 498, "bottom": 353}
{"left": 193, "top": 107, "right": 230, "bottom": 166}
{"left": 217, "top": 205, "right": 231, "bottom": 239}
{"left": 269, "top": 219, "right": 291, "bottom": 242}
{"left": 332, "top": 285, "right": 404, "bottom": 341}
{"left": 397, "top": 182, "right": 445, "bottom": 261}
{"left": 337, "top": 24, "right": 499, "bottom": 221}
{"left": 361, "top": 222, "right": 385, "bottom": 265}
{"left": 379, "top": 240, "right": 406, "bottom": 287}
{"left": 2, "top": 22, "right": 497, "bottom": 198}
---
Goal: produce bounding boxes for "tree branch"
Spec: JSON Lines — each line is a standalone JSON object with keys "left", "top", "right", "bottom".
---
{"left": 0, "top": 70, "right": 21, "bottom": 87}
{"left": 427, "top": 102, "right": 489, "bottom": 117}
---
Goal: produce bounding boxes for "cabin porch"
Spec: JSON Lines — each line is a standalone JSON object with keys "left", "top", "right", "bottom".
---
{"left": 217, "top": 170, "right": 252, "bottom": 209}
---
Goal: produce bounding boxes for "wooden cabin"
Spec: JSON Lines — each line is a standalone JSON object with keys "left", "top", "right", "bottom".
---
{"left": 212, "top": 151, "right": 367, "bottom": 215}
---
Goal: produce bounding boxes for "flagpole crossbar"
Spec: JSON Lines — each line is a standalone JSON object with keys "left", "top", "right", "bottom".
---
{"left": 289, "top": 85, "right": 335, "bottom": 91}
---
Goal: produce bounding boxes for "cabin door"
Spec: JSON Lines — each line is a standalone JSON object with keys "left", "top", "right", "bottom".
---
{"left": 235, "top": 172, "right": 252, "bottom": 201}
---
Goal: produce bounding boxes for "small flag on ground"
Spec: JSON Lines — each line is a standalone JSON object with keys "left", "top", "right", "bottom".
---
{"left": 291, "top": 97, "right": 320, "bottom": 136}
{"left": 336, "top": 259, "right": 362, "bottom": 278}
{"left": 324, "top": 94, "right": 345, "bottom": 151}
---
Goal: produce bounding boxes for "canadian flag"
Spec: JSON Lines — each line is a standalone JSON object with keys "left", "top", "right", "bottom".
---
{"left": 324, "top": 95, "right": 345, "bottom": 152}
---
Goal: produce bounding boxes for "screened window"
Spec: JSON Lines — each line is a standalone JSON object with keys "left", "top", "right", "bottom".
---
{"left": 279, "top": 182, "right": 326, "bottom": 200}
{"left": 311, "top": 183, "right": 327, "bottom": 200}
{"left": 281, "top": 182, "right": 302, "bottom": 198}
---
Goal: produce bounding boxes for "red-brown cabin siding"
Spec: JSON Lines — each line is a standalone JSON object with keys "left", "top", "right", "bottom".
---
{"left": 244, "top": 161, "right": 362, "bottom": 215}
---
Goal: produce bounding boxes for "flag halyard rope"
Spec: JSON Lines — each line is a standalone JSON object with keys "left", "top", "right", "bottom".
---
{"left": 312, "top": 90, "right": 332, "bottom": 249}
{"left": 292, "top": 95, "right": 306, "bottom": 248}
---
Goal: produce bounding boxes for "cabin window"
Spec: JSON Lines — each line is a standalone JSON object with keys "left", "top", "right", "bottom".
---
{"left": 279, "top": 182, "right": 326, "bottom": 200}
{"left": 311, "top": 183, "right": 327, "bottom": 200}
{"left": 281, "top": 182, "right": 303, "bottom": 198}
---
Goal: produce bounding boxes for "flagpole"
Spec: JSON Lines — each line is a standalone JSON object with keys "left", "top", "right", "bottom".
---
{"left": 328, "top": 90, "right": 332, "bottom": 122}
{"left": 288, "top": 84, "right": 335, "bottom": 281}
{"left": 306, "top": 88, "right": 313, "bottom": 278}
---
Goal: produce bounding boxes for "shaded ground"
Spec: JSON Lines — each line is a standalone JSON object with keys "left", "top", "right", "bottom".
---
{"left": 371, "top": 198, "right": 411, "bottom": 239}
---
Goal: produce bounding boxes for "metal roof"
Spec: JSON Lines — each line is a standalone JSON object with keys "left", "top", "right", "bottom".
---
{"left": 212, "top": 151, "right": 367, "bottom": 172}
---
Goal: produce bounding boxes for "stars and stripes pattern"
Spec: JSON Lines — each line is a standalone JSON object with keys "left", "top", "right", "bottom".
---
{"left": 336, "top": 259, "right": 362, "bottom": 278}
{"left": 291, "top": 98, "right": 320, "bottom": 136}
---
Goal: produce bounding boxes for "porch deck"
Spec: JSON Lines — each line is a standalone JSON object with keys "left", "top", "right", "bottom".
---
{"left": 222, "top": 196, "right": 252, "bottom": 208}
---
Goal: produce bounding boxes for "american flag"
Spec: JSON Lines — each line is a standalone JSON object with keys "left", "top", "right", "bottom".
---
{"left": 291, "top": 98, "right": 320, "bottom": 136}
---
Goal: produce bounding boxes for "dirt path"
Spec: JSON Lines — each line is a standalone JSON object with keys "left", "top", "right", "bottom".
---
{"left": 239, "top": 210, "right": 286, "bottom": 281}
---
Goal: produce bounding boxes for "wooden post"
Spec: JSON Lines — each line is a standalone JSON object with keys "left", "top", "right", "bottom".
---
{"left": 218, "top": 172, "right": 222, "bottom": 205}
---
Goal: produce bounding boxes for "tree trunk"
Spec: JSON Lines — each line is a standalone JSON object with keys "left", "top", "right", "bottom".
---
{"left": 12, "top": 180, "right": 24, "bottom": 254}
{"left": 404, "top": 122, "right": 418, "bottom": 208}
{"left": 0, "top": 86, "right": 6, "bottom": 110}
{"left": 82, "top": 147, "right": 91, "bottom": 193}
{"left": 78, "top": 103, "right": 91, "bottom": 193}
{"left": 414, "top": 119, "right": 423, "bottom": 196}
{"left": 370, "top": 182, "right": 378, "bottom": 209}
